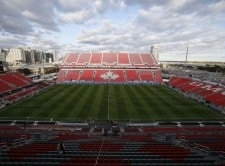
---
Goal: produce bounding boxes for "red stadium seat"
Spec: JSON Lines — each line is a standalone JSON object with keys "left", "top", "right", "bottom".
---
{"left": 169, "top": 76, "right": 225, "bottom": 107}
{"left": 0, "top": 73, "right": 33, "bottom": 94}
{"left": 57, "top": 52, "right": 162, "bottom": 84}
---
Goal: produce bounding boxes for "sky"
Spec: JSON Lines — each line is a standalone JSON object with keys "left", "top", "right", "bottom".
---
{"left": 0, "top": 0, "right": 225, "bottom": 62}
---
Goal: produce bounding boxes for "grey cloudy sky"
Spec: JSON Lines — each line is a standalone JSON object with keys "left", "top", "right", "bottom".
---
{"left": 0, "top": 0, "right": 225, "bottom": 61}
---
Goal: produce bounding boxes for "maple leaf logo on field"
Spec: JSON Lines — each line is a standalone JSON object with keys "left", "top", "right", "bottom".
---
{"left": 100, "top": 71, "right": 119, "bottom": 80}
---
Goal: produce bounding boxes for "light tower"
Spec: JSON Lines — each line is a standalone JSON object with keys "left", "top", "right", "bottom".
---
{"left": 41, "top": 51, "right": 45, "bottom": 78}
{"left": 150, "top": 45, "right": 159, "bottom": 62}
{"left": 184, "top": 43, "right": 189, "bottom": 71}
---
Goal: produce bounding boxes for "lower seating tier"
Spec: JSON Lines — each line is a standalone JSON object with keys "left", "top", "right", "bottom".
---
{"left": 56, "top": 69, "right": 162, "bottom": 83}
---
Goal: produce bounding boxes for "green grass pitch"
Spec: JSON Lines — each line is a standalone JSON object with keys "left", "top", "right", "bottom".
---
{"left": 0, "top": 85, "right": 224, "bottom": 121}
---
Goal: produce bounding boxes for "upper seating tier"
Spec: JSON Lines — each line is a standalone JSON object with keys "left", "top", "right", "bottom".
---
{"left": 61, "top": 52, "right": 158, "bottom": 67}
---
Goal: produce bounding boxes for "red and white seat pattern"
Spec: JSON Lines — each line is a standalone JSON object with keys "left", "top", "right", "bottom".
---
{"left": 57, "top": 52, "right": 162, "bottom": 84}
{"left": 169, "top": 76, "right": 225, "bottom": 107}
{"left": 61, "top": 52, "right": 158, "bottom": 67}
{"left": 56, "top": 69, "right": 162, "bottom": 84}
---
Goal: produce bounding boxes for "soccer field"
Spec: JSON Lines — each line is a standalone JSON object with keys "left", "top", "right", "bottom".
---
{"left": 0, "top": 84, "right": 224, "bottom": 121}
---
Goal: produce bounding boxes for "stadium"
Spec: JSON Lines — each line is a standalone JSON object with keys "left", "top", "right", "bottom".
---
{"left": 0, "top": 51, "right": 225, "bottom": 166}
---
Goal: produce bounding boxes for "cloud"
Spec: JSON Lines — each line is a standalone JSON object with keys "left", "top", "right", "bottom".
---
{"left": 0, "top": 0, "right": 58, "bottom": 34}
{"left": 0, "top": 1, "right": 33, "bottom": 34}
{"left": 0, "top": 15, "right": 33, "bottom": 35}
{"left": 0, "top": 0, "right": 224, "bottom": 62}
{"left": 57, "top": 0, "right": 127, "bottom": 24}
{"left": 18, "top": 0, "right": 59, "bottom": 31}
{"left": 76, "top": 19, "right": 156, "bottom": 52}
{"left": 59, "top": 10, "right": 96, "bottom": 24}
{"left": 0, "top": 35, "right": 27, "bottom": 48}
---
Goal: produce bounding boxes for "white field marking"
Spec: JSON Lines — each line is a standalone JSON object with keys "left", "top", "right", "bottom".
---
{"left": 16, "top": 105, "right": 40, "bottom": 107}
{"left": 108, "top": 86, "right": 110, "bottom": 120}
{"left": 174, "top": 106, "right": 204, "bottom": 107}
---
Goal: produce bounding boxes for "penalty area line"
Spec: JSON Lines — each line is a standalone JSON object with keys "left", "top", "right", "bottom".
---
{"left": 174, "top": 106, "right": 204, "bottom": 107}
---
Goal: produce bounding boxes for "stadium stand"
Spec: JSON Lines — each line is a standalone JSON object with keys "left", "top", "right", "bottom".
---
{"left": 118, "top": 53, "right": 130, "bottom": 64}
{"left": 0, "top": 122, "right": 224, "bottom": 165}
{"left": 90, "top": 53, "right": 102, "bottom": 64}
{"left": 64, "top": 53, "right": 79, "bottom": 66}
{"left": 129, "top": 53, "right": 143, "bottom": 64}
{"left": 92, "top": 69, "right": 126, "bottom": 83}
{"left": 65, "top": 70, "right": 81, "bottom": 81}
{"left": 0, "top": 73, "right": 33, "bottom": 94}
{"left": 79, "top": 70, "right": 94, "bottom": 81}
{"left": 102, "top": 52, "right": 117, "bottom": 64}
{"left": 5, "top": 86, "right": 38, "bottom": 102}
{"left": 77, "top": 53, "right": 91, "bottom": 65}
{"left": 0, "top": 72, "right": 54, "bottom": 105}
{"left": 57, "top": 52, "right": 162, "bottom": 84}
{"left": 55, "top": 70, "right": 66, "bottom": 82}
{"left": 139, "top": 70, "right": 154, "bottom": 82}
{"left": 0, "top": 73, "right": 33, "bottom": 91}
{"left": 125, "top": 70, "right": 140, "bottom": 82}
{"left": 153, "top": 70, "right": 164, "bottom": 83}
{"left": 94, "top": 70, "right": 109, "bottom": 83}
{"left": 140, "top": 53, "right": 154, "bottom": 66}
{"left": 168, "top": 76, "right": 225, "bottom": 107}
{"left": 0, "top": 79, "right": 12, "bottom": 94}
